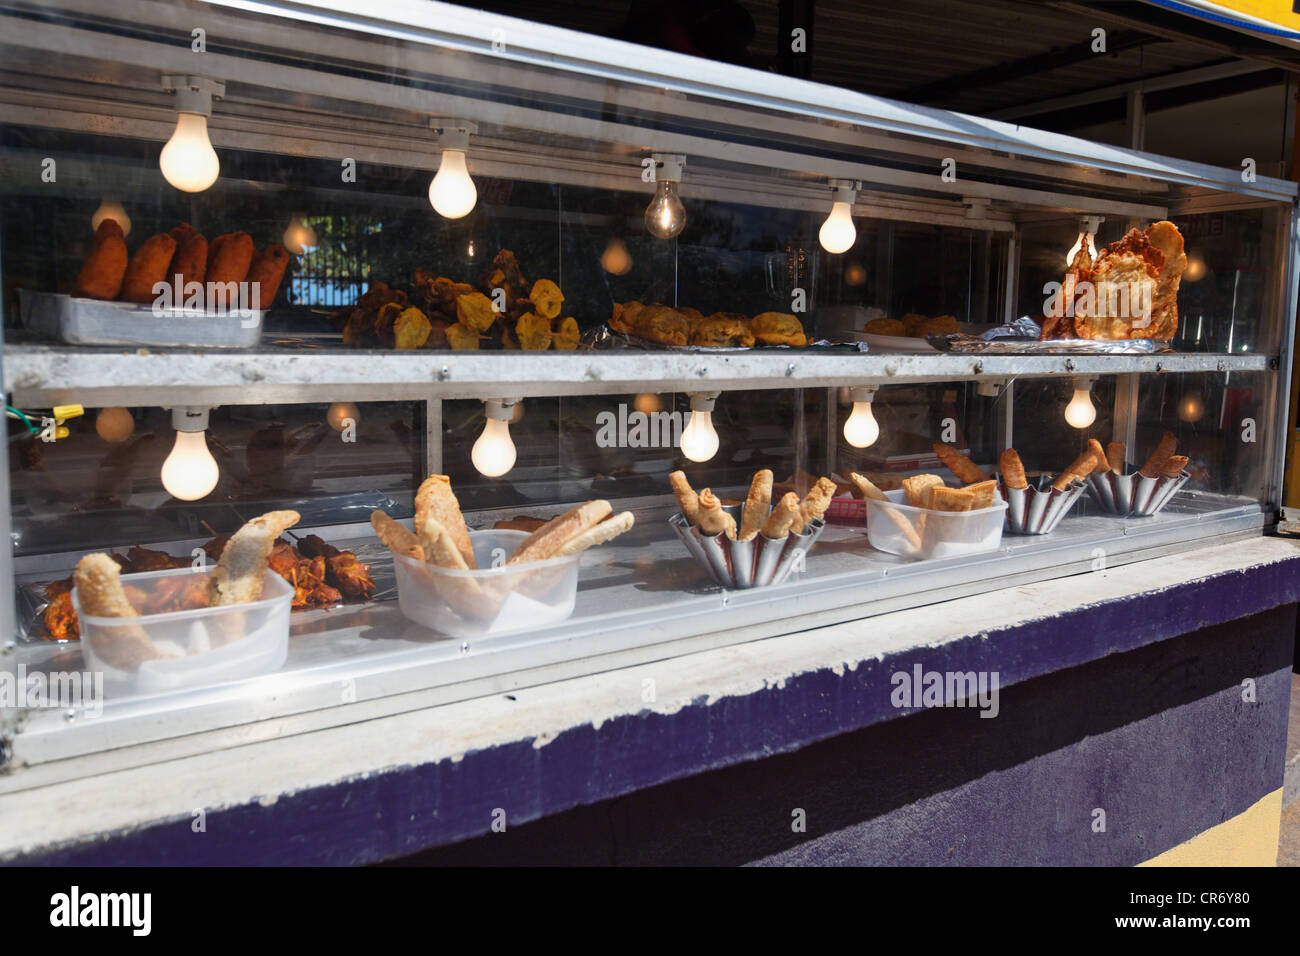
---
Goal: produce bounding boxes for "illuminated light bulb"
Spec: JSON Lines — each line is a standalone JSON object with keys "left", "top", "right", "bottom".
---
{"left": 471, "top": 399, "right": 517, "bottom": 477}
{"left": 1184, "top": 254, "right": 1207, "bottom": 282}
{"left": 601, "top": 238, "right": 633, "bottom": 275}
{"left": 644, "top": 153, "right": 686, "bottom": 239}
{"left": 679, "top": 393, "right": 720, "bottom": 462}
{"left": 282, "top": 213, "right": 318, "bottom": 256}
{"left": 159, "top": 75, "right": 224, "bottom": 193}
{"left": 1064, "top": 378, "right": 1097, "bottom": 429}
{"left": 634, "top": 392, "right": 662, "bottom": 414}
{"left": 429, "top": 148, "right": 477, "bottom": 218}
{"left": 843, "top": 387, "right": 879, "bottom": 448}
{"left": 160, "top": 407, "right": 219, "bottom": 501}
{"left": 818, "top": 181, "right": 860, "bottom": 254}
{"left": 1178, "top": 391, "right": 1205, "bottom": 423}
{"left": 467, "top": 239, "right": 476, "bottom": 259}
{"left": 95, "top": 406, "right": 134, "bottom": 442}
{"left": 1065, "top": 216, "right": 1103, "bottom": 265}
{"left": 326, "top": 402, "right": 359, "bottom": 431}
{"left": 91, "top": 197, "right": 131, "bottom": 237}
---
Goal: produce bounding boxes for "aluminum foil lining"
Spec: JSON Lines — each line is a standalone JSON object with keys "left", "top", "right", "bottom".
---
{"left": 927, "top": 315, "right": 1170, "bottom": 354}
{"left": 1087, "top": 469, "right": 1191, "bottom": 517}
{"left": 669, "top": 505, "right": 825, "bottom": 589}
{"left": 995, "top": 473, "right": 1087, "bottom": 535}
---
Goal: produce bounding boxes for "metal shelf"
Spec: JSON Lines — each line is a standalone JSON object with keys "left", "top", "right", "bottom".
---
{"left": 2, "top": 345, "right": 1273, "bottom": 406}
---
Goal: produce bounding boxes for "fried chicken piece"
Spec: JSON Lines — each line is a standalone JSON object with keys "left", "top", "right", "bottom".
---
{"left": 202, "top": 534, "right": 231, "bottom": 560}
{"left": 327, "top": 552, "right": 375, "bottom": 599}
{"left": 43, "top": 591, "right": 79, "bottom": 642}
{"left": 123, "top": 545, "right": 189, "bottom": 572}
{"left": 297, "top": 534, "right": 341, "bottom": 559}
{"left": 1073, "top": 229, "right": 1165, "bottom": 341}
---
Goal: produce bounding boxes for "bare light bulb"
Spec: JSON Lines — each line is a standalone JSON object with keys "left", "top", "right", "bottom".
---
{"left": 327, "top": 402, "right": 359, "bottom": 431}
{"left": 843, "top": 389, "right": 879, "bottom": 448}
{"left": 91, "top": 198, "right": 131, "bottom": 237}
{"left": 679, "top": 393, "right": 720, "bottom": 462}
{"left": 471, "top": 401, "right": 517, "bottom": 477}
{"left": 1064, "top": 382, "right": 1097, "bottom": 429}
{"left": 819, "top": 201, "right": 856, "bottom": 254}
{"left": 282, "top": 214, "right": 318, "bottom": 256}
{"left": 95, "top": 406, "right": 134, "bottom": 443}
{"left": 161, "top": 429, "right": 219, "bottom": 500}
{"left": 645, "top": 180, "right": 686, "bottom": 239}
{"left": 429, "top": 148, "right": 477, "bottom": 219}
{"left": 602, "top": 238, "right": 633, "bottom": 275}
{"left": 160, "top": 112, "right": 220, "bottom": 192}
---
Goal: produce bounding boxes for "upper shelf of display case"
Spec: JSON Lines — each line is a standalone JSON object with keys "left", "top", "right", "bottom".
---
{"left": 0, "top": 0, "right": 1294, "bottom": 228}
{"left": 1, "top": 345, "right": 1274, "bottom": 406}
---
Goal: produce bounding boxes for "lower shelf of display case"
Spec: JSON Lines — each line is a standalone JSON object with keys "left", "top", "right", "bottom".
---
{"left": 4, "top": 491, "right": 1268, "bottom": 773}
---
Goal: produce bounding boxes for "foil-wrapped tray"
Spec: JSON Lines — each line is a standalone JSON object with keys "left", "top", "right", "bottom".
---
{"left": 926, "top": 316, "right": 1171, "bottom": 354}
{"left": 20, "top": 289, "right": 265, "bottom": 348}
{"left": 669, "top": 504, "right": 824, "bottom": 589}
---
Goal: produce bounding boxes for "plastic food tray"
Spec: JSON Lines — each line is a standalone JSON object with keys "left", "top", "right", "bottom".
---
{"left": 73, "top": 567, "right": 292, "bottom": 695}
{"left": 20, "top": 289, "right": 264, "bottom": 348}
{"left": 864, "top": 488, "right": 1007, "bottom": 560}
{"left": 393, "top": 529, "right": 580, "bottom": 639}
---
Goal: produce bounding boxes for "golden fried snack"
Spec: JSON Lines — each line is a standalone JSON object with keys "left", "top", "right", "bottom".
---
{"left": 553, "top": 316, "right": 580, "bottom": 350}
{"left": 529, "top": 279, "right": 564, "bottom": 319}
{"left": 933, "top": 443, "right": 990, "bottom": 483}
{"left": 516, "top": 312, "right": 552, "bottom": 351}
{"left": 1073, "top": 229, "right": 1164, "bottom": 340}
{"left": 167, "top": 231, "right": 207, "bottom": 302}
{"left": 962, "top": 480, "right": 998, "bottom": 509}
{"left": 750, "top": 311, "right": 807, "bottom": 347}
{"left": 445, "top": 322, "right": 480, "bottom": 350}
{"left": 1140, "top": 431, "right": 1178, "bottom": 478}
{"left": 669, "top": 470, "right": 700, "bottom": 524}
{"left": 1145, "top": 221, "right": 1187, "bottom": 341}
{"left": 205, "top": 231, "right": 255, "bottom": 289}
{"left": 863, "top": 317, "right": 906, "bottom": 336}
{"left": 849, "top": 472, "right": 889, "bottom": 501}
{"left": 691, "top": 315, "right": 755, "bottom": 348}
{"left": 697, "top": 489, "right": 737, "bottom": 539}
{"left": 999, "top": 449, "right": 1028, "bottom": 490}
{"left": 632, "top": 305, "right": 690, "bottom": 347}
{"left": 120, "top": 233, "right": 178, "bottom": 304}
{"left": 914, "top": 315, "right": 960, "bottom": 338}
{"left": 1106, "top": 442, "right": 1126, "bottom": 475}
{"left": 73, "top": 553, "right": 167, "bottom": 670}
{"left": 1087, "top": 439, "right": 1110, "bottom": 474}
{"left": 456, "top": 292, "right": 497, "bottom": 332}
{"left": 1052, "top": 450, "right": 1099, "bottom": 491}
{"left": 793, "top": 477, "right": 837, "bottom": 533}
{"left": 508, "top": 500, "right": 613, "bottom": 565}
{"left": 1160, "top": 455, "right": 1189, "bottom": 478}
{"left": 394, "top": 306, "right": 433, "bottom": 350}
{"left": 247, "top": 244, "right": 290, "bottom": 310}
{"left": 370, "top": 510, "right": 425, "bottom": 562}
{"left": 415, "top": 475, "right": 475, "bottom": 569}
{"left": 170, "top": 222, "right": 197, "bottom": 245}
{"left": 739, "top": 469, "right": 773, "bottom": 541}
{"left": 74, "top": 219, "right": 129, "bottom": 300}
{"left": 931, "top": 487, "right": 975, "bottom": 512}
{"left": 554, "top": 511, "right": 635, "bottom": 557}
{"left": 207, "top": 510, "right": 301, "bottom": 606}
{"left": 417, "top": 516, "right": 471, "bottom": 571}
{"left": 760, "top": 492, "right": 800, "bottom": 539}
{"left": 903, "top": 474, "right": 945, "bottom": 509}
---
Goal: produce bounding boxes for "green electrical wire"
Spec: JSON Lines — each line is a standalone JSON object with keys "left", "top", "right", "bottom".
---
{"left": 6, "top": 406, "right": 39, "bottom": 434}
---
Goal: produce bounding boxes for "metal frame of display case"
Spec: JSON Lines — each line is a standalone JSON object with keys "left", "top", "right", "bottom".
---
{"left": 0, "top": 0, "right": 1297, "bottom": 773}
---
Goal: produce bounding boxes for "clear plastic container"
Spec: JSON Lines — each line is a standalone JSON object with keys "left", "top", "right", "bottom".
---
{"left": 864, "top": 489, "right": 1008, "bottom": 560}
{"left": 73, "top": 567, "right": 292, "bottom": 695}
{"left": 393, "top": 529, "right": 581, "bottom": 639}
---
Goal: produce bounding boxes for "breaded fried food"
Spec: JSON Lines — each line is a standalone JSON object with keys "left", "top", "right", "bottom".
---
{"left": 863, "top": 317, "right": 906, "bottom": 336}
{"left": 415, "top": 475, "right": 475, "bottom": 569}
{"left": 1144, "top": 221, "right": 1187, "bottom": 341}
{"left": 74, "top": 219, "right": 129, "bottom": 300}
{"left": 445, "top": 322, "right": 480, "bottom": 350}
{"left": 1106, "top": 441, "right": 1126, "bottom": 474}
{"left": 931, "top": 487, "right": 976, "bottom": 512}
{"left": 793, "top": 477, "right": 837, "bottom": 533}
{"left": 999, "top": 449, "right": 1028, "bottom": 490}
{"left": 750, "top": 311, "right": 807, "bottom": 347}
{"left": 205, "top": 231, "right": 255, "bottom": 288}
{"left": 456, "top": 291, "right": 497, "bottom": 332}
{"left": 553, "top": 316, "right": 580, "bottom": 350}
{"left": 394, "top": 306, "right": 433, "bottom": 350}
{"left": 1052, "top": 450, "right": 1100, "bottom": 491}
{"left": 1139, "top": 431, "right": 1179, "bottom": 478}
{"left": 516, "top": 312, "right": 552, "bottom": 351}
{"left": 691, "top": 315, "right": 755, "bottom": 348}
{"left": 739, "top": 469, "right": 773, "bottom": 541}
{"left": 417, "top": 516, "right": 471, "bottom": 571}
{"left": 168, "top": 231, "right": 208, "bottom": 302}
{"left": 903, "top": 474, "right": 945, "bottom": 509}
{"left": 632, "top": 305, "right": 690, "bottom": 347}
{"left": 1087, "top": 439, "right": 1110, "bottom": 474}
{"left": 120, "top": 233, "right": 178, "bottom": 303}
{"left": 849, "top": 472, "right": 889, "bottom": 501}
{"left": 760, "top": 492, "right": 801, "bottom": 539}
{"left": 247, "top": 244, "right": 290, "bottom": 310}
{"left": 507, "top": 500, "right": 613, "bottom": 565}
{"left": 207, "top": 510, "right": 301, "bottom": 606}
{"left": 1074, "top": 228, "right": 1165, "bottom": 340}
{"left": 1160, "top": 455, "right": 1189, "bottom": 478}
{"left": 697, "top": 489, "right": 737, "bottom": 539}
{"left": 933, "top": 443, "right": 990, "bottom": 483}
{"left": 73, "top": 553, "right": 167, "bottom": 670}
{"left": 669, "top": 470, "right": 700, "bottom": 524}
{"left": 914, "top": 314, "right": 960, "bottom": 338}
{"left": 370, "top": 510, "right": 425, "bottom": 561}
{"left": 554, "top": 511, "right": 634, "bottom": 556}
{"left": 529, "top": 279, "right": 564, "bottom": 320}
{"left": 962, "top": 480, "right": 998, "bottom": 509}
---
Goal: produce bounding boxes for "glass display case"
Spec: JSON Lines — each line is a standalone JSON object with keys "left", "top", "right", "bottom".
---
{"left": 0, "top": 0, "right": 1295, "bottom": 770}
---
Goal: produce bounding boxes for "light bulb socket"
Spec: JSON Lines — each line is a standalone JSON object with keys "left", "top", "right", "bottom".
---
{"left": 482, "top": 398, "right": 519, "bottom": 421}
{"left": 1072, "top": 375, "right": 1098, "bottom": 392}
{"left": 1079, "top": 216, "right": 1104, "bottom": 235}
{"left": 161, "top": 74, "right": 225, "bottom": 116}
{"left": 651, "top": 153, "right": 686, "bottom": 183}
{"left": 828, "top": 179, "right": 860, "bottom": 205}
{"left": 688, "top": 391, "right": 719, "bottom": 413}
{"left": 848, "top": 385, "right": 877, "bottom": 404}
{"left": 168, "top": 405, "right": 214, "bottom": 432}
{"left": 431, "top": 119, "right": 478, "bottom": 151}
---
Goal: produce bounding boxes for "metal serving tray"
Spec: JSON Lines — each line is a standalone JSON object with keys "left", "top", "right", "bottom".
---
{"left": 19, "top": 289, "right": 265, "bottom": 348}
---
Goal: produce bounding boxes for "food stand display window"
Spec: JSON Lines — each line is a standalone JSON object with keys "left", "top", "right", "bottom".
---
{"left": 0, "top": 0, "right": 1295, "bottom": 769}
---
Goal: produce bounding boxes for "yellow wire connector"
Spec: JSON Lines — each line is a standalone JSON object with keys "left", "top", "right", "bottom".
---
{"left": 52, "top": 404, "right": 84, "bottom": 422}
